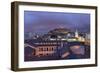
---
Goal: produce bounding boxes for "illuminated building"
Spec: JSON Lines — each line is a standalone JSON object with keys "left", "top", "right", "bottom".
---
{"left": 25, "top": 40, "right": 63, "bottom": 57}
{"left": 24, "top": 28, "right": 87, "bottom": 58}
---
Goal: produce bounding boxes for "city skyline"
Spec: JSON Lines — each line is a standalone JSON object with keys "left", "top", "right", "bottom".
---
{"left": 24, "top": 11, "right": 90, "bottom": 61}
{"left": 24, "top": 11, "right": 90, "bottom": 35}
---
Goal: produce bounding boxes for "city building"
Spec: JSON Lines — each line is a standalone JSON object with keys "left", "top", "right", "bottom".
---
{"left": 25, "top": 40, "right": 62, "bottom": 57}
{"left": 42, "top": 28, "right": 85, "bottom": 42}
{"left": 24, "top": 28, "right": 88, "bottom": 59}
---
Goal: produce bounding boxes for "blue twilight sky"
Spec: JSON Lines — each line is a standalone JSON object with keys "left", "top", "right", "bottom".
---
{"left": 24, "top": 11, "right": 90, "bottom": 35}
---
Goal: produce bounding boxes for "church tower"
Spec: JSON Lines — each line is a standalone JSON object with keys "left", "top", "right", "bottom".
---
{"left": 75, "top": 24, "right": 79, "bottom": 38}
{"left": 75, "top": 29, "right": 79, "bottom": 38}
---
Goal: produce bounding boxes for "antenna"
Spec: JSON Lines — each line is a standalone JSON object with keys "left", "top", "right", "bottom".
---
{"left": 75, "top": 24, "right": 78, "bottom": 31}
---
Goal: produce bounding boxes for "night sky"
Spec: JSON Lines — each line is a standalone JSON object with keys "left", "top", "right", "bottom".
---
{"left": 24, "top": 11, "right": 90, "bottom": 35}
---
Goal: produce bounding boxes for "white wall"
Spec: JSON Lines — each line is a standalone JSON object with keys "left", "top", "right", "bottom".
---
{"left": 0, "top": 0, "right": 99, "bottom": 73}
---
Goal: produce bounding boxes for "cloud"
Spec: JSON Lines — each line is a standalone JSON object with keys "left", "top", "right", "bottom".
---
{"left": 24, "top": 11, "right": 90, "bottom": 34}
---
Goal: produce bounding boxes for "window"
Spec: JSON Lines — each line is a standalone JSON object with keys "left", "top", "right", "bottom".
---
{"left": 39, "top": 48, "right": 43, "bottom": 51}
{"left": 47, "top": 48, "right": 48, "bottom": 51}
